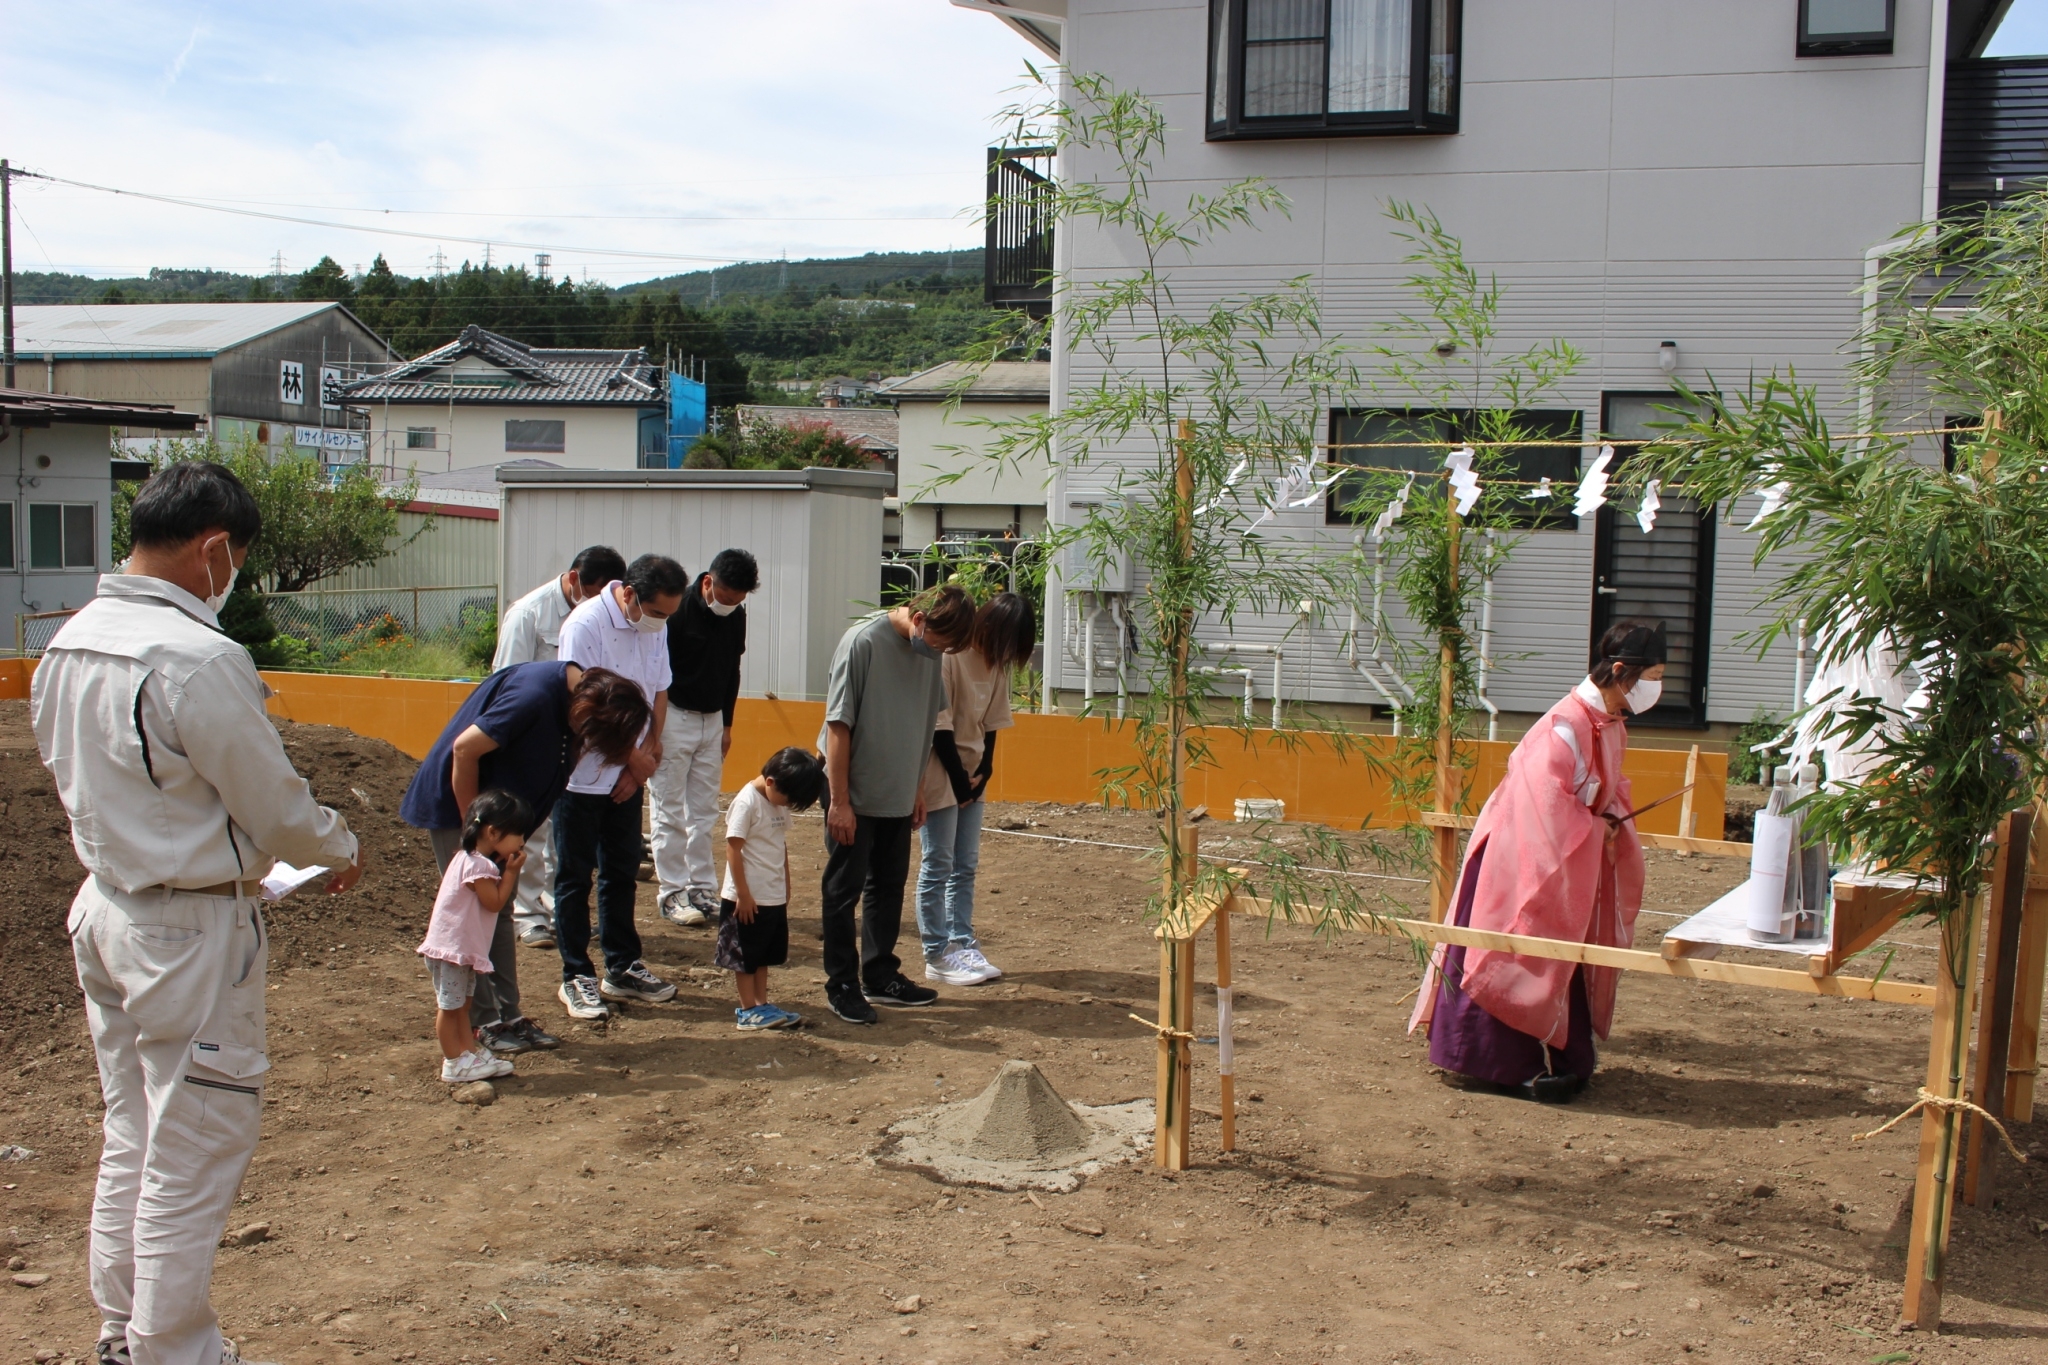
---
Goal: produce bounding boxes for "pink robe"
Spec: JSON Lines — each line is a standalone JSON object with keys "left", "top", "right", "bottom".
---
{"left": 1409, "top": 688, "right": 1644, "bottom": 1050}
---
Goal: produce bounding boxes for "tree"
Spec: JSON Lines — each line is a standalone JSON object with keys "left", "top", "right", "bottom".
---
{"left": 115, "top": 438, "right": 421, "bottom": 592}
{"left": 1634, "top": 188, "right": 2048, "bottom": 1314}
{"left": 682, "top": 418, "right": 876, "bottom": 471}
{"left": 293, "top": 256, "right": 355, "bottom": 302}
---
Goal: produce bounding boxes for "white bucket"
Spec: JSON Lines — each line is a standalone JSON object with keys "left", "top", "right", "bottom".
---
{"left": 1234, "top": 797, "right": 1286, "bottom": 823}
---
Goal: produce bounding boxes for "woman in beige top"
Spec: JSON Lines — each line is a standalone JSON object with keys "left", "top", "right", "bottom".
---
{"left": 916, "top": 593, "right": 1036, "bottom": 986}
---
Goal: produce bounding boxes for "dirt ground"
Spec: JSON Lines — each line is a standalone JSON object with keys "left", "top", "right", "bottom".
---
{"left": 1, "top": 700, "right": 2045, "bottom": 1365}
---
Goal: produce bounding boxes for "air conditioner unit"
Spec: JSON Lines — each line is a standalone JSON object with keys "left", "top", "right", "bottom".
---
{"left": 1060, "top": 497, "right": 1133, "bottom": 593}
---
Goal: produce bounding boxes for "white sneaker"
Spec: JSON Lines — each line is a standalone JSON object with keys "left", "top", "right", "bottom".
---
{"left": 442, "top": 1047, "right": 514, "bottom": 1084}
{"left": 558, "top": 975, "right": 610, "bottom": 1020}
{"left": 924, "top": 948, "right": 987, "bottom": 987}
{"left": 220, "top": 1337, "right": 277, "bottom": 1364}
{"left": 659, "top": 891, "right": 707, "bottom": 927}
{"left": 955, "top": 946, "right": 1002, "bottom": 982}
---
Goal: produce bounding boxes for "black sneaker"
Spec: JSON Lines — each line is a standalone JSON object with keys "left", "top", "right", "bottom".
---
{"left": 513, "top": 1016, "right": 561, "bottom": 1051}
{"left": 480, "top": 1021, "right": 533, "bottom": 1056}
{"left": 601, "top": 960, "right": 677, "bottom": 1003}
{"left": 827, "top": 987, "right": 878, "bottom": 1025}
{"left": 867, "top": 974, "right": 938, "bottom": 1008}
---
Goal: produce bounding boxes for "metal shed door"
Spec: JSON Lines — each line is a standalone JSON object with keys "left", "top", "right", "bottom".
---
{"left": 1592, "top": 394, "right": 1715, "bottom": 727}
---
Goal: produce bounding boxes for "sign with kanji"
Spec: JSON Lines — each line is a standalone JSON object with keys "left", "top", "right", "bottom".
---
{"left": 279, "top": 360, "right": 306, "bottom": 406}
{"left": 320, "top": 366, "right": 343, "bottom": 411}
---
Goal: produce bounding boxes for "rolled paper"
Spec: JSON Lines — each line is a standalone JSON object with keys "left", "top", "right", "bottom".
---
{"left": 1748, "top": 812, "right": 1795, "bottom": 941}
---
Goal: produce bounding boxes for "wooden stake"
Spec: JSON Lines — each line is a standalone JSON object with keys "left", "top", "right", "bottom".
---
{"left": 1677, "top": 744, "right": 1701, "bottom": 842}
{"left": 1214, "top": 893, "right": 1236, "bottom": 1154}
{"left": 2006, "top": 812, "right": 2048, "bottom": 1124}
{"left": 1966, "top": 811, "right": 2030, "bottom": 1207}
{"left": 1430, "top": 501, "right": 1461, "bottom": 923}
{"left": 1154, "top": 821, "right": 1198, "bottom": 1171}
{"left": 1901, "top": 897, "right": 1987, "bottom": 1330}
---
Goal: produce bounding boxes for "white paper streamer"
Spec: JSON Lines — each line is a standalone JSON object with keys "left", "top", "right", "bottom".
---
{"left": 1215, "top": 985, "right": 1235, "bottom": 1077}
{"left": 1635, "top": 478, "right": 1661, "bottom": 533}
{"left": 1247, "top": 458, "right": 1341, "bottom": 534}
{"left": 1445, "top": 446, "right": 1481, "bottom": 516}
{"left": 1194, "top": 457, "right": 1249, "bottom": 518}
{"left": 1573, "top": 444, "right": 1615, "bottom": 518}
{"left": 1529, "top": 476, "right": 1553, "bottom": 500}
{"left": 1370, "top": 473, "right": 1416, "bottom": 538}
{"left": 1745, "top": 480, "right": 1789, "bottom": 530}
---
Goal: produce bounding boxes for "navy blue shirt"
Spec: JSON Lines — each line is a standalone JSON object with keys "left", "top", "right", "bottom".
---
{"left": 400, "top": 661, "right": 576, "bottom": 830}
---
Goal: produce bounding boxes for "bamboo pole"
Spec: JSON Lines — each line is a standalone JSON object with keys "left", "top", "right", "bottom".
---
{"left": 1153, "top": 417, "right": 1199, "bottom": 1172}
{"left": 1965, "top": 811, "right": 2030, "bottom": 1207}
{"left": 1214, "top": 894, "right": 1236, "bottom": 1154}
{"left": 1901, "top": 896, "right": 1988, "bottom": 1330}
{"left": 1429, "top": 500, "right": 1461, "bottom": 922}
{"left": 2008, "top": 857, "right": 2048, "bottom": 1123}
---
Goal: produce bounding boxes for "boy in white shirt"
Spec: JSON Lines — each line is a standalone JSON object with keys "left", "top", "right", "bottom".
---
{"left": 720, "top": 747, "right": 826, "bottom": 1030}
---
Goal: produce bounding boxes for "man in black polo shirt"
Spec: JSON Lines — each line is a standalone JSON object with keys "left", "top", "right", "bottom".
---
{"left": 651, "top": 547, "right": 757, "bottom": 925}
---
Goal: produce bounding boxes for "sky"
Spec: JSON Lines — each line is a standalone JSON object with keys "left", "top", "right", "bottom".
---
{"left": 0, "top": 2, "right": 1039, "bottom": 286}
{"left": 1986, "top": 0, "right": 2048, "bottom": 54}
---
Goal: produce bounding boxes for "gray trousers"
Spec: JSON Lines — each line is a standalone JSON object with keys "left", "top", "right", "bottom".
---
{"left": 428, "top": 828, "right": 523, "bottom": 1029}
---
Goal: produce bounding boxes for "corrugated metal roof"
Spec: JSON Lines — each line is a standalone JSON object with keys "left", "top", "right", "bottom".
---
{"left": 340, "top": 325, "right": 661, "bottom": 407}
{"left": 0, "top": 386, "right": 205, "bottom": 427}
{"left": 12, "top": 302, "right": 356, "bottom": 357}
{"left": 878, "top": 359, "right": 1050, "bottom": 402}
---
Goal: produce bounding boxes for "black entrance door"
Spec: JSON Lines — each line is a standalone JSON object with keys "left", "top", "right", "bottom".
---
{"left": 1591, "top": 394, "right": 1715, "bottom": 727}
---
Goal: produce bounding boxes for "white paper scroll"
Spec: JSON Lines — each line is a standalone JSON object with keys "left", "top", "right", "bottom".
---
{"left": 1746, "top": 813, "right": 1795, "bottom": 941}
{"left": 1574, "top": 445, "right": 1615, "bottom": 518}
{"left": 1636, "top": 478, "right": 1662, "bottom": 533}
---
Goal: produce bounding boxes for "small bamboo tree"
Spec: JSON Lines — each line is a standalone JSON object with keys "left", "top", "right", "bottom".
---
{"left": 1633, "top": 189, "right": 2048, "bottom": 1312}
{"left": 977, "top": 68, "right": 1394, "bottom": 932}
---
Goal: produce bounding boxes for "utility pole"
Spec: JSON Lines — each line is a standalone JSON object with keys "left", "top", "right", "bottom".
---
{"left": 2, "top": 159, "right": 14, "bottom": 389}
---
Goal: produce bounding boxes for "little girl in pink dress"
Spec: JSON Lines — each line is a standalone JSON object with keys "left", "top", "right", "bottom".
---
{"left": 418, "top": 790, "right": 533, "bottom": 1084}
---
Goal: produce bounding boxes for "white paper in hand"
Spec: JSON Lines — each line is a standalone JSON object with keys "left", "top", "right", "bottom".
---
{"left": 261, "top": 861, "right": 330, "bottom": 902}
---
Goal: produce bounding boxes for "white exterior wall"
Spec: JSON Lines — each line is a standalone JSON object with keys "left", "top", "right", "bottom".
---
{"left": 897, "top": 398, "right": 1054, "bottom": 542}
{"left": 0, "top": 423, "right": 117, "bottom": 634}
{"left": 321, "top": 510, "right": 500, "bottom": 592}
{"left": 1040, "top": 0, "right": 1939, "bottom": 724}
{"left": 498, "top": 469, "right": 890, "bottom": 701}
{"left": 367, "top": 403, "right": 647, "bottom": 474}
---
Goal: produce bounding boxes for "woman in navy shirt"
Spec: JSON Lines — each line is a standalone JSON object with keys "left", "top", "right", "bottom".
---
{"left": 402, "top": 663, "right": 650, "bottom": 1054}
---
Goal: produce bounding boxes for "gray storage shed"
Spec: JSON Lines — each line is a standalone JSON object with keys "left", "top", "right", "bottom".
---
{"left": 496, "top": 466, "right": 891, "bottom": 702}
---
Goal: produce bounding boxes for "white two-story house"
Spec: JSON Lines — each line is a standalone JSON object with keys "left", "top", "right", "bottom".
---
{"left": 954, "top": 0, "right": 2035, "bottom": 739}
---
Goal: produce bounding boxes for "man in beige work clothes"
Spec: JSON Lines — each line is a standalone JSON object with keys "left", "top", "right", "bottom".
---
{"left": 33, "top": 462, "right": 364, "bottom": 1365}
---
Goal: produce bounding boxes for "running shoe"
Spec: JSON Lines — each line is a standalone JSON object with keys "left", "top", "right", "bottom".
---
{"left": 601, "top": 960, "right": 678, "bottom": 1003}
{"left": 761, "top": 1003, "right": 804, "bottom": 1029}
{"left": 736, "top": 1005, "right": 775, "bottom": 1032}
{"left": 954, "top": 946, "right": 1003, "bottom": 983}
{"left": 480, "top": 1021, "right": 532, "bottom": 1056}
{"left": 658, "top": 891, "right": 703, "bottom": 927}
{"left": 868, "top": 974, "right": 939, "bottom": 1008}
{"left": 827, "top": 987, "right": 878, "bottom": 1025}
{"left": 512, "top": 1016, "right": 561, "bottom": 1050}
{"left": 558, "top": 975, "right": 610, "bottom": 1020}
{"left": 517, "top": 924, "right": 556, "bottom": 949}
{"left": 441, "top": 1048, "right": 514, "bottom": 1084}
{"left": 924, "top": 949, "right": 986, "bottom": 987}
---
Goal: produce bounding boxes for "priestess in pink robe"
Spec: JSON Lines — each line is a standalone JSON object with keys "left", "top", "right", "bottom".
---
{"left": 1408, "top": 635, "right": 1661, "bottom": 1097}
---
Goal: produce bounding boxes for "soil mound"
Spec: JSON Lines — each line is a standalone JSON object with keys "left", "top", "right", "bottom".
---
{"left": 878, "top": 1060, "right": 1152, "bottom": 1191}
{"left": 0, "top": 701, "right": 436, "bottom": 1052}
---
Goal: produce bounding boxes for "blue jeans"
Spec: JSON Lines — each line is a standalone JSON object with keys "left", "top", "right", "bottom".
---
{"left": 915, "top": 799, "right": 986, "bottom": 960}
{"left": 551, "top": 789, "right": 646, "bottom": 983}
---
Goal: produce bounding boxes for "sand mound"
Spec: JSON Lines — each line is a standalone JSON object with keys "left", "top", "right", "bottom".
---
{"left": 877, "top": 1060, "right": 1152, "bottom": 1192}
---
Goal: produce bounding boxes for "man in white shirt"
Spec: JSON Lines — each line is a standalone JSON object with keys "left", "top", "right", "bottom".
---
{"left": 491, "top": 545, "right": 625, "bottom": 954}
{"left": 552, "top": 553, "right": 689, "bottom": 1020}
{"left": 33, "top": 462, "right": 365, "bottom": 1365}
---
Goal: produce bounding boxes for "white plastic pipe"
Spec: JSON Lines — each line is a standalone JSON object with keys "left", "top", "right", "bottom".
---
{"left": 1793, "top": 617, "right": 1810, "bottom": 715}
{"left": 1345, "top": 533, "right": 1412, "bottom": 734}
{"left": 1110, "top": 593, "right": 1130, "bottom": 721}
{"left": 1475, "top": 529, "right": 1501, "bottom": 742}
{"left": 1196, "top": 665, "right": 1257, "bottom": 721}
{"left": 1081, "top": 594, "right": 1097, "bottom": 711}
{"left": 1198, "top": 641, "right": 1283, "bottom": 729}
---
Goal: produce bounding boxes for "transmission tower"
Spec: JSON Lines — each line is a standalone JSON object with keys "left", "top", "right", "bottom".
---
{"left": 779, "top": 251, "right": 788, "bottom": 288}
{"left": 535, "top": 252, "right": 551, "bottom": 282}
{"left": 269, "top": 251, "right": 287, "bottom": 284}
{"left": 430, "top": 247, "right": 448, "bottom": 281}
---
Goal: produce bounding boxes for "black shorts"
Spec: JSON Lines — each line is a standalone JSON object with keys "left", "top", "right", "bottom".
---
{"left": 715, "top": 901, "right": 789, "bottom": 973}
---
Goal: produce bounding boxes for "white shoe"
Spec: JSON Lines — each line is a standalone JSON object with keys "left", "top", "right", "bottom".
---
{"left": 924, "top": 948, "right": 988, "bottom": 987}
{"left": 955, "top": 946, "right": 1002, "bottom": 982}
{"left": 442, "top": 1047, "right": 514, "bottom": 1084}
{"left": 558, "top": 975, "right": 610, "bottom": 1020}
{"left": 221, "top": 1338, "right": 277, "bottom": 1364}
{"left": 659, "top": 891, "right": 708, "bottom": 927}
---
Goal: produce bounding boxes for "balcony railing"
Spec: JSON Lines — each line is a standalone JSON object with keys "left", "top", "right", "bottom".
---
{"left": 985, "top": 147, "right": 1055, "bottom": 316}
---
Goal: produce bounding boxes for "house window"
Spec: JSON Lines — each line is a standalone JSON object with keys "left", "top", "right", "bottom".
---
{"left": 1208, "top": 0, "right": 1460, "bottom": 141}
{"left": 406, "top": 426, "right": 438, "bottom": 449}
{"left": 28, "top": 503, "right": 96, "bottom": 570}
{"left": 1797, "top": 0, "right": 1893, "bottom": 56}
{"left": 0, "top": 504, "right": 14, "bottom": 571}
{"left": 505, "top": 419, "right": 566, "bottom": 453}
{"left": 1326, "top": 408, "right": 1580, "bottom": 530}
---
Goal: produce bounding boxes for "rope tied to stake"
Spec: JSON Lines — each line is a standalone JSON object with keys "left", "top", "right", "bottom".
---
{"left": 1129, "top": 1012, "right": 1196, "bottom": 1042}
{"left": 1852, "top": 1087, "right": 2030, "bottom": 1163}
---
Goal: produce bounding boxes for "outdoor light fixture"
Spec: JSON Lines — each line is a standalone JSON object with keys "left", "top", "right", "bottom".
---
{"left": 1658, "top": 341, "right": 1679, "bottom": 375}
{"left": 1435, "top": 339, "right": 1457, "bottom": 356}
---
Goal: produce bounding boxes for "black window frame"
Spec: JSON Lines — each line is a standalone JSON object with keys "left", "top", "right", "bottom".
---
{"left": 1324, "top": 406, "right": 1581, "bottom": 531}
{"left": 1207, "top": 0, "right": 1462, "bottom": 142}
{"left": 1796, "top": 0, "right": 1894, "bottom": 57}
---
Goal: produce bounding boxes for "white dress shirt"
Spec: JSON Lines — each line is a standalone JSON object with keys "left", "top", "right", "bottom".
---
{"left": 493, "top": 575, "right": 576, "bottom": 670}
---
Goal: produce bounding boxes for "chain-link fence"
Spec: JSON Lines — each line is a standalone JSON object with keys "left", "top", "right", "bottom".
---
{"left": 259, "top": 585, "right": 496, "bottom": 651}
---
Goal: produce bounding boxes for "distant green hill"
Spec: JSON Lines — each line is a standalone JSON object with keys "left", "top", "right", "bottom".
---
{"left": 14, "top": 266, "right": 263, "bottom": 304}
{"left": 620, "top": 249, "right": 984, "bottom": 305}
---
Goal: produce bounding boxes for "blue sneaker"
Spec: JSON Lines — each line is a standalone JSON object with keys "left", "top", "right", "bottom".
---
{"left": 735, "top": 1005, "right": 774, "bottom": 1032}
{"left": 761, "top": 1004, "right": 803, "bottom": 1030}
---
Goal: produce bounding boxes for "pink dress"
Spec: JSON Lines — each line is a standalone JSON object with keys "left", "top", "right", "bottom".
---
{"left": 416, "top": 850, "right": 505, "bottom": 972}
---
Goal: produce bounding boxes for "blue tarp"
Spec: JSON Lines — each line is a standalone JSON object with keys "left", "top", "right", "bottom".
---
{"left": 667, "top": 372, "right": 708, "bottom": 467}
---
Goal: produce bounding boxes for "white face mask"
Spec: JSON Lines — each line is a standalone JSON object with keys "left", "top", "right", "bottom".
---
{"left": 1624, "top": 677, "right": 1663, "bottom": 714}
{"left": 630, "top": 607, "right": 667, "bottom": 635}
{"left": 706, "top": 597, "right": 739, "bottom": 618}
{"left": 203, "top": 537, "right": 237, "bottom": 614}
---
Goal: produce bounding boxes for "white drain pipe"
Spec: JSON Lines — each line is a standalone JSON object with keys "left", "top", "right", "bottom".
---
{"left": 1475, "top": 530, "right": 1501, "bottom": 742}
{"left": 1198, "top": 641, "right": 1284, "bottom": 729}
{"left": 1196, "top": 665, "right": 1257, "bottom": 722}
{"left": 1346, "top": 533, "right": 1413, "bottom": 734}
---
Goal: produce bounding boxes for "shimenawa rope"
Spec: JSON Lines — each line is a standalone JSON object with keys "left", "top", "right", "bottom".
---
{"left": 1852, "top": 1087, "right": 2030, "bottom": 1163}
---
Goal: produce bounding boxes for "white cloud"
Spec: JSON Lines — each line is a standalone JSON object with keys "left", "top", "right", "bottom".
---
{"left": 1, "top": 1, "right": 1038, "bottom": 282}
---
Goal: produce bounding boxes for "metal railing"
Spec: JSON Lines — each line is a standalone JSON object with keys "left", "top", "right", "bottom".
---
{"left": 15, "top": 609, "right": 79, "bottom": 657}
{"left": 986, "top": 146, "right": 1055, "bottom": 312}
